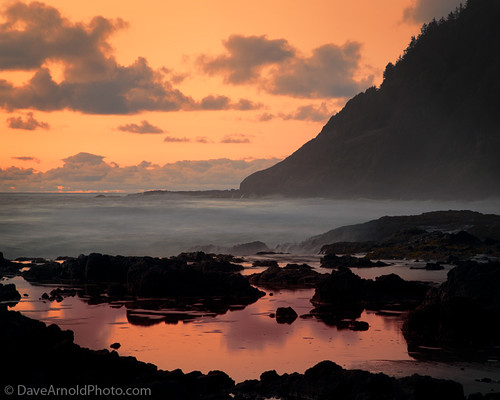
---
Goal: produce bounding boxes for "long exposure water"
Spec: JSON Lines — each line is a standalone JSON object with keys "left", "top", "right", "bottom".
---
{"left": 2, "top": 192, "right": 500, "bottom": 259}
{"left": 2, "top": 193, "right": 500, "bottom": 394}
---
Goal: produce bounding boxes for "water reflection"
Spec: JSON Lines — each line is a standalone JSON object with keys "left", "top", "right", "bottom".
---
{"left": 7, "top": 276, "right": 413, "bottom": 382}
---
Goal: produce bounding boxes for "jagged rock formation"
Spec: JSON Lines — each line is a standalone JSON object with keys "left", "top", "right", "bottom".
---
{"left": 22, "top": 252, "right": 264, "bottom": 315}
{"left": 240, "top": 0, "right": 500, "bottom": 200}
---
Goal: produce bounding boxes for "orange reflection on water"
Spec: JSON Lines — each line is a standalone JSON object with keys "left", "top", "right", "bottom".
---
{"left": 105, "top": 289, "right": 412, "bottom": 382}
{"left": 8, "top": 277, "right": 412, "bottom": 383}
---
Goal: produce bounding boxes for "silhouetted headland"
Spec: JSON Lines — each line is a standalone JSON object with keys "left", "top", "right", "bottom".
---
{"left": 240, "top": 0, "right": 500, "bottom": 200}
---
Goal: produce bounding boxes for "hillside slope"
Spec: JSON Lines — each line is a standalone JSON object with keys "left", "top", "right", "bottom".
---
{"left": 240, "top": 0, "right": 500, "bottom": 199}
{"left": 296, "top": 210, "right": 500, "bottom": 253}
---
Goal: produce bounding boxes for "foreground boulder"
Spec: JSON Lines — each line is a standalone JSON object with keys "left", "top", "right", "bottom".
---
{"left": 311, "top": 267, "right": 431, "bottom": 326}
{"left": 235, "top": 360, "right": 464, "bottom": 400}
{"left": 403, "top": 260, "right": 500, "bottom": 360}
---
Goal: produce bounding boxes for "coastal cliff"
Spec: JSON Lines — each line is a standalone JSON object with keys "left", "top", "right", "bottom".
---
{"left": 240, "top": 0, "right": 500, "bottom": 199}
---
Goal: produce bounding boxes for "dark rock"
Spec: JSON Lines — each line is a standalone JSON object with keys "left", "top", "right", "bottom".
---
{"left": 275, "top": 307, "right": 298, "bottom": 324}
{"left": 0, "top": 283, "right": 21, "bottom": 307}
{"left": 48, "top": 287, "right": 77, "bottom": 301}
{"left": 248, "top": 264, "right": 326, "bottom": 289}
{"left": 362, "top": 273, "right": 431, "bottom": 310}
{"left": 425, "top": 262, "right": 445, "bottom": 270}
{"left": 403, "top": 260, "right": 500, "bottom": 360}
{"left": 107, "top": 283, "right": 128, "bottom": 297}
{"left": 110, "top": 342, "right": 121, "bottom": 350}
{"left": 252, "top": 259, "right": 279, "bottom": 268}
{"left": 310, "top": 305, "right": 364, "bottom": 327}
{"left": 311, "top": 267, "right": 431, "bottom": 327}
{"left": 234, "top": 360, "right": 464, "bottom": 400}
{"left": 321, "top": 253, "right": 388, "bottom": 268}
{"left": 21, "top": 253, "right": 264, "bottom": 315}
{"left": 0, "top": 252, "right": 22, "bottom": 277}
{"left": 23, "top": 261, "right": 66, "bottom": 282}
{"left": 349, "top": 320, "right": 370, "bottom": 331}
{"left": 300, "top": 211, "right": 500, "bottom": 256}
{"left": 311, "top": 267, "right": 364, "bottom": 308}
{"left": 176, "top": 252, "right": 244, "bottom": 271}
{"left": 310, "top": 267, "right": 365, "bottom": 326}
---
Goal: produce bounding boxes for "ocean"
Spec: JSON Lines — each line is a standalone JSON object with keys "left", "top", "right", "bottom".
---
{"left": 1, "top": 192, "right": 500, "bottom": 260}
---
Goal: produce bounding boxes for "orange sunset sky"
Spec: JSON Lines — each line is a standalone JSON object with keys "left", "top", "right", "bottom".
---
{"left": 1, "top": 0, "right": 463, "bottom": 192}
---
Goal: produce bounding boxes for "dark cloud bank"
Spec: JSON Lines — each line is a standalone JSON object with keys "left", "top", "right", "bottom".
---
{"left": 0, "top": 2, "right": 258, "bottom": 115}
{"left": 199, "top": 34, "right": 373, "bottom": 99}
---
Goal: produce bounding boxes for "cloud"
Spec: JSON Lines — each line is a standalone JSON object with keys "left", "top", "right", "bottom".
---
{"left": 0, "top": 2, "right": 255, "bottom": 115}
{"left": 163, "top": 136, "right": 213, "bottom": 143}
{"left": 12, "top": 156, "right": 40, "bottom": 163}
{"left": 198, "top": 34, "right": 295, "bottom": 84}
{"left": 0, "top": 2, "right": 193, "bottom": 114}
{"left": 0, "top": 152, "right": 281, "bottom": 191}
{"left": 199, "top": 95, "right": 231, "bottom": 110}
{"left": 403, "top": 0, "right": 463, "bottom": 23}
{"left": 163, "top": 136, "right": 190, "bottom": 143}
{"left": 279, "top": 102, "right": 333, "bottom": 122}
{"left": 6, "top": 112, "right": 49, "bottom": 130}
{"left": 118, "top": 120, "right": 163, "bottom": 134}
{"left": 257, "top": 103, "right": 333, "bottom": 123}
{"left": 268, "top": 42, "right": 373, "bottom": 98}
{"left": 198, "top": 95, "right": 262, "bottom": 111}
{"left": 258, "top": 113, "right": 274, "bottom": 122}
{"left": 198, "top": 35, "right": 372, "bottom": 99}
{"left": 0, "top": 2, "right": 126, "bottom": 71}
{"left": 220, "top": 134, "right": 252, "bottom": 144}
{"left": 0, "top": 166, "right": 36, "bottom": 181}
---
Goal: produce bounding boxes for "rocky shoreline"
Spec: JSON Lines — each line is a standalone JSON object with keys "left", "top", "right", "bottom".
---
{"left": 1, "top": 248, "right": 500, "bottom": 399}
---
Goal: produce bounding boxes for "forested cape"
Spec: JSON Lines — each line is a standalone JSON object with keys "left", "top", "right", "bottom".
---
{"left": 240, "top": 0, "right": 500, "bottom": 199}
